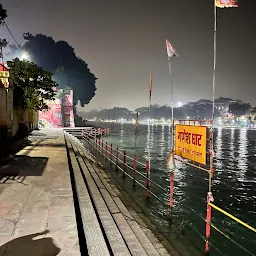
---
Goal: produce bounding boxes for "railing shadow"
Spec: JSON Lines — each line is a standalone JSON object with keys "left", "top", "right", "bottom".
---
{"left": 0, "top": 230, "right": 60, "bottom": 256}
{"left": 0, "top": 155, "right": 48, "bottom": 195}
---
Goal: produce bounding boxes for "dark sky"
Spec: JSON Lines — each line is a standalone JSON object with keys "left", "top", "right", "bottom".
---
{"left": 1, "top": 0, "right": 256, "bottom": 111}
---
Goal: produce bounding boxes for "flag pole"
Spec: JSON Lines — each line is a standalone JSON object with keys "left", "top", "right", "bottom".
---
{"left": 205, "top": 2, "right": 217, "bottom": 255}
{"left": 212, "top": 2, "right": 217, "bottom": 132}
{"left": 168, "top": 57, "right": 174, "bottom": 151}
{"left": 166, "top": 43, "right": 176, "bottom": 222}
{"left": 148, "top": 73, "right": 152, "bottom": 176}
{"left": 149, "top": 73, "right": 152, "bottom": 125}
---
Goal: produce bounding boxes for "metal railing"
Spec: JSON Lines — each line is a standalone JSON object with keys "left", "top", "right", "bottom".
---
{"left": 65, "top": 127, "right": 167, "bottom": 203}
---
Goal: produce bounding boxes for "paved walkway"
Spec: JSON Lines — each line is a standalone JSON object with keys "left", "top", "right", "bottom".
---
{"left": 0, "top": 129, "right": 79, "bottom": 256}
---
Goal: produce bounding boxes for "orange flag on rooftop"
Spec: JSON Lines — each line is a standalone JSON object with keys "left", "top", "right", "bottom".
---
{"left": 215, "top": 0, "right": 238, "bottom": 8}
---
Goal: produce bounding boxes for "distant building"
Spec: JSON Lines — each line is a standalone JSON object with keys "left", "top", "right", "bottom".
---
{"left": 187, "top": 99, "right": 212, "bottom": 107}
{"left": 214, "top": 97, "right": 237, "bottom": 116}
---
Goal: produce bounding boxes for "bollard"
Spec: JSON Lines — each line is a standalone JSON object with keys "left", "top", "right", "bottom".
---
{"left": 104, "top": 128, "right": 107, "bottom": 136}
{"left": 146, "top": 160, "right": 150, "bottom": 199}
{"left": 123, "top": 151, "right": 126, "bottom": 179}
{"left": 169, "top": 171, "right": 174, "bottom": 208}
{"left": 102, "top": 140, "right": 104, "bottom": 156}
{"left": 116, "top": 147, "right": 119, "bottom": 171}
{"left": 105, "top": 141, "right": 108, "bottom": 159}
{"left": 133, "top": 155, "right": 137, "bottom": 187}
{"left": 169, "top": 171, "right": 174, "bottom": 222}
{"left": 205, "top": 192, "right": 212, "bottom": 256}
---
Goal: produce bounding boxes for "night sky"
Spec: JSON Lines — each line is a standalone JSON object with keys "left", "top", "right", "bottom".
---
{"left": 1, "top": 0, "right": 256, "bottom": 111}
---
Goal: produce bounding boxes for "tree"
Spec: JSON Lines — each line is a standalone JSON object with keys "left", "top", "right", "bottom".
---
{"left": 229, "top": 103, "right": 251, "bottom": 117}
{"left": 7, "top": 58, "right": 57, "bottom": 111}
{"left": 0, "top": 38, "right": 8, "bottom": 63}
{"left": 0, "top": 4, "right": 8, "bottom": 63}
{"left": 9, "top": 33, "right": 97, "bottom": 108}
{"left": 0, "top": 4, "right": 7, "bottom": 24}
{"left": 251, "top": 107, "right": 256, "bottom": 115}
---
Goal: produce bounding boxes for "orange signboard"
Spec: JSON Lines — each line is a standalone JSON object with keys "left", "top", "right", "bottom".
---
{"left": 0, "top": 71, "right": 10, "bottom": 88}
{"left": 175, "top": 124, "right": 207, "bottom": 165}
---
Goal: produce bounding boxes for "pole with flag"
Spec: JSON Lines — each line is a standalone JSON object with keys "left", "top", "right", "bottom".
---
{"left": 205, "top": 1, "right": 238, "bottom": 255}
{"left": 165, "top": 39, "right": 178, "bottom": 221}
{"left": 149, "top": 73, "right": 153, "bottom": 124}
{"left": 147, "top": 73, "right": 153, "bottom": 191}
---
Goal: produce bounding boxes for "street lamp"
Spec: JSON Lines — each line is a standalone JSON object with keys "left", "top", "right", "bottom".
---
{"left": 21, "top": 52, "right": 29, "bottom": 60}
{"left": 177, "top": 101, "right": 183, "bottom": 107}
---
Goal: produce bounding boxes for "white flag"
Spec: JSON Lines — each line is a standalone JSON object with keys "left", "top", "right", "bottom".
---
{"left": 166, "top": 39, "right": 178, "bottom": 58}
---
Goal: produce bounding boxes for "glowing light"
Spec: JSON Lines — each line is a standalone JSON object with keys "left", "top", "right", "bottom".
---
{"left": 177, "top": 101, "right": 183, "bottom": 107}
{"left": 21, "top": 52, "right": 29, "bottom": 60}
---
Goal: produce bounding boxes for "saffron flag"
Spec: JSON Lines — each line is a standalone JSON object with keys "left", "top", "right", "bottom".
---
{"left": 215, "top": 0, "right": 238, "bottom": 8}
{"left": 166, "top": 39, "right": 178, "bottom": 58}
{"left": 149, "top": 73, "right": 152, "bottom": 100}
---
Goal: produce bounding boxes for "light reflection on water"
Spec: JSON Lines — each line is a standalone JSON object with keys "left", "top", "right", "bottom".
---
{"left": 91, "top": 122, "right": 256, "bottom": 256}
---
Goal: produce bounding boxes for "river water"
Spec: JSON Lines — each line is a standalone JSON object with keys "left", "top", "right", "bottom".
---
{"left": 87, "top": 122, "right": 256, "bottom": 256}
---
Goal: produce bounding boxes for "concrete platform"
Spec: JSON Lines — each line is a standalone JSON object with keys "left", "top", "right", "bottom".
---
{"left": 0, "top": 129, "right": 80, "bottom": 256}
{"left": 65, "top": 132, "right": 177, "bottom": 256}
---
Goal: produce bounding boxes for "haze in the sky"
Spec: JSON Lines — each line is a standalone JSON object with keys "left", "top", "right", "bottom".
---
{"left": 1, "top": 0, "right": 255, "bottom": 111}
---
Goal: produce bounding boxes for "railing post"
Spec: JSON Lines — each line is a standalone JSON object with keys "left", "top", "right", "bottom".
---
{"left": 169, "top": 171, "right": 174, "bottom": 221}
{"left": 116, "top": 147, "right": 119, "bottom": 171}
{"left": 205, "top": 192, "right": 212, "bottom": 256}
{"left": 123, "top": 151, "right": 126, "bottom": 179}
{"left": 104, "top": 128, "right": 106, "bottom": 136}
{"left": 102, "top": 140, "right": 104, "bottom": 156}
{"left": 110, "top": 144, "right": 113, "bottom": 161}
{"left": 98, "top": 138, "right": 100, "bottom": 156}
{"left": 133, "top": 155, "right": 136, "bottom": 187}
{"left": 105, "top": 141, "right": 108, "bottom": 159}
{"left": 146, "top": 160, "right": 150, "bottom": 199}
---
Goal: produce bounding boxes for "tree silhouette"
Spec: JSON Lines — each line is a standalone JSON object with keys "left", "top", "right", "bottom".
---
{"left": 0, "top": 38, "right": 8, "bottom": 63}
{"left": 0, "top": 4, "right": 8, "bottom": 63}
{"left": 0, "top": 4, "right": 7, "bottom": 24}
{"left": 20, "top": 34, "right": 96, "bottom": 106}
{"left": 229, "top": 103, "right": 251, "bottom": 117}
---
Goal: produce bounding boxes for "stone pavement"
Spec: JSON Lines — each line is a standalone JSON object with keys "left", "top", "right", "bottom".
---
{"left": 0, "top": 129, "right": 80, "bottom": 256}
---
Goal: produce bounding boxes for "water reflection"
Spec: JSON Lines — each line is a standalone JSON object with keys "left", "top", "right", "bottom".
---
{"left": 237, "top": 129, "right": 248, "bottom": 182}
{"left": 159, "top": 125, "right": 165, "bottom": 161}
{"left": 215, "top": 127, "right": 223, "bottom": 170}
{"left": 230, "top": 128, "right": 235, "bottom": 159}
